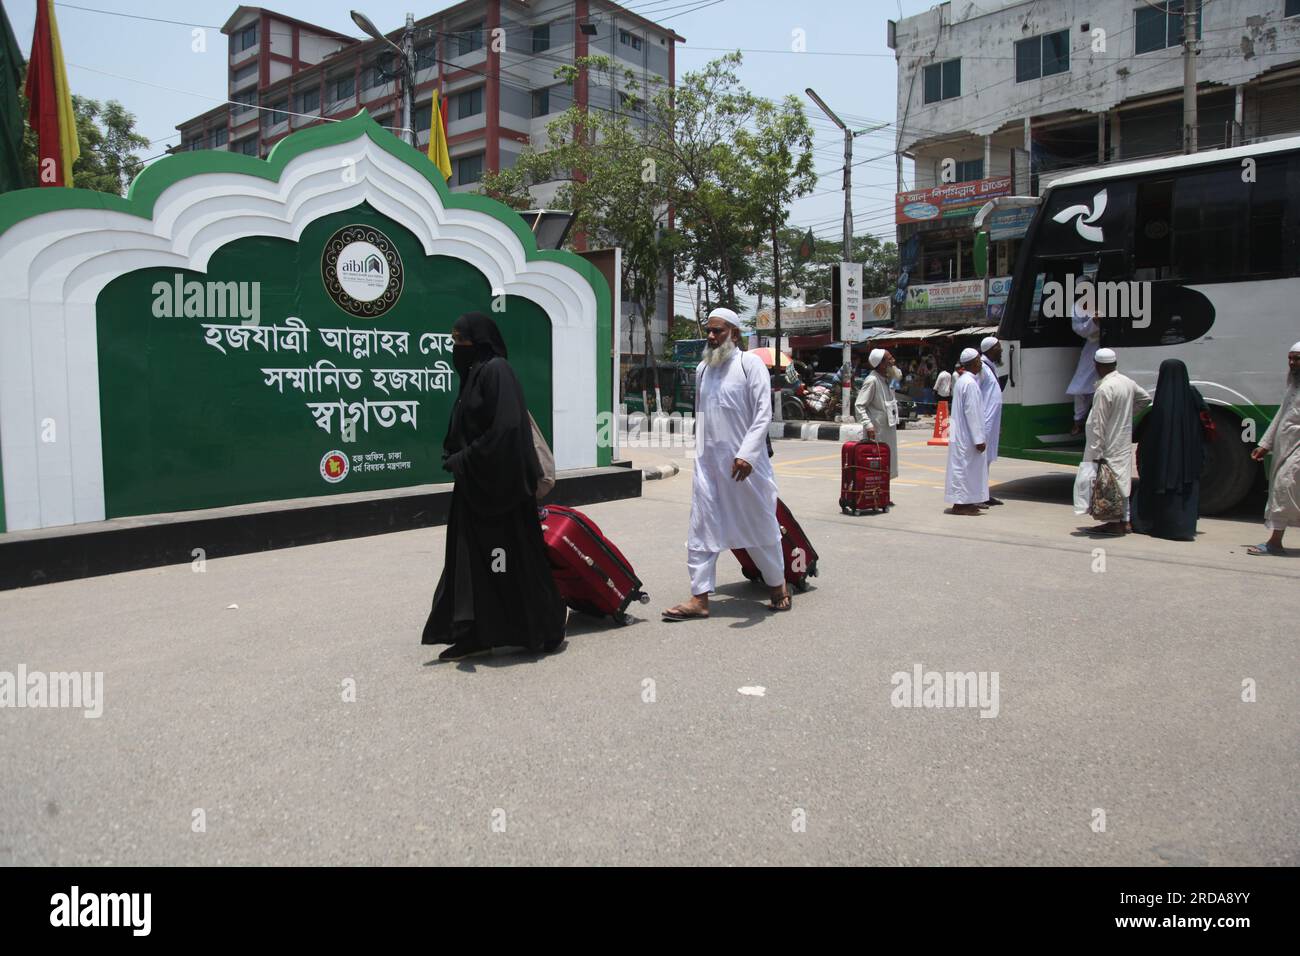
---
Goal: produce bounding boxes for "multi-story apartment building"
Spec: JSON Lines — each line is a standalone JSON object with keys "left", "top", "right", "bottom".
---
{"left": 888, "top": 0, "right": 1300, "bottom": 328}
{"left": 173, "top": 1, "right": 682, "bottom": 355}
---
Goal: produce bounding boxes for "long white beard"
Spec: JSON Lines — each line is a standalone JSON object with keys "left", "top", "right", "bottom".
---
{"left": 704, "top": 338, "right": 737, "bottom": 368}
{"left": 1288, "top": 368, "right": 1300, "bottom": 390}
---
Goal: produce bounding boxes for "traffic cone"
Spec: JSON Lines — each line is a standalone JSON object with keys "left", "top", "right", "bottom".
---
{"left": 927, "top": 400, "right": 950, "bottom": 446}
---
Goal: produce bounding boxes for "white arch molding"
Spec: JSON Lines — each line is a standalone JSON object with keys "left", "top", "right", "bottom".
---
{"left": 0, "top": 134, "right": 600, "bottom": 531}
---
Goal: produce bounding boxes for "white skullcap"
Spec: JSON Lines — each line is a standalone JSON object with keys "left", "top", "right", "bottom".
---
{"left": 980, "top": 336, "right": 998, "bottom": 353}
{"left": 868, "top": 348, "right": 885, "bottom": 368}
{"left": 1290, "top": 340, "right": 1300, "bottom": 353}
{"left": 959, "top": 347, "right": 979, "bottom": 364}
{"left": 1095, "top": 347, "right": 1117, "bottom": 364}
{"left": 708, "top": 307, "right": 741, "bottom": 329}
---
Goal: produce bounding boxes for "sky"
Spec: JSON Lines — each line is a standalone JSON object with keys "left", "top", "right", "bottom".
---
{"left": 7, "top": 0, "right": 941, "bottom": 312}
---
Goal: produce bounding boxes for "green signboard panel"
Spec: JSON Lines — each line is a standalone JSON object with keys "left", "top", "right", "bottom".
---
{"left": 96, "top": 205, "right": 552, "bottom": 517}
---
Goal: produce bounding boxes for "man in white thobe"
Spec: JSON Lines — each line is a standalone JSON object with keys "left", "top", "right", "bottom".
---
{"left": 945, "top": 348, "right": 988, "bottom": 516}
{"left": 1080, "top": 348, "right": 1152, "bottom": 536}
{"left": 1066, "top": 288, "right": 1102, "bottom": 435}
{"left": 1248, "top": 342, "right": 1300, "bottom": 556}
{"left": 978, "top": 336, "right": 1005, "bottom": 507}
{"left": 663, "top": 308, "right": 789, "bottom": 620}
{"left": 854, "top": 348, "right": 900, "bottom": 487}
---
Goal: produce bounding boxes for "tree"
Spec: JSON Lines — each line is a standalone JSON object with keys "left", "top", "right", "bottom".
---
{"left": 17, "top": 63, "right": 150, "bottom": 194}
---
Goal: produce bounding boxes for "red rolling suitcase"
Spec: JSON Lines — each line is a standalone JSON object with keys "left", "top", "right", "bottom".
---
{"left": 732, "top": 498, "right": 819, "bottom": 593}
{"left": 539, "top": 504, "right": 649, "bottom": 626}
{"left": 840, "top": 440, "right": 891, "bottom": 515}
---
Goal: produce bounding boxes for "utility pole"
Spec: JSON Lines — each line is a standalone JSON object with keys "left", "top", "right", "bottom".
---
{"left": 805, "top": 90, "right": 888, "bottom": 422}
{"left": 402, "top": 14, "right": 417, "bottom": 149}
{"left": 1181, "top": 0, "right": 1199, "bottom": 154}
{"left": 772, "top": 216, "right": 783, "bottom": 422}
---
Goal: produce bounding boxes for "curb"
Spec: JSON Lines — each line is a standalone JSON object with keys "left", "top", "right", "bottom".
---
{"left": 641, "top": 462, "right": 680, "bottom": 481}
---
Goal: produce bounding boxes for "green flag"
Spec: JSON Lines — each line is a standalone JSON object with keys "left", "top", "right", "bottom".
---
{"left": 0, "top": 0, "right": 25, "bottom": 193}
{"left": 796, "top": 228, "right": 814, "bottom": 262}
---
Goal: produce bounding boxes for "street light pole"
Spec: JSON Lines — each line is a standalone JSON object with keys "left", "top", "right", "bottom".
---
{"left": 351, "top": 10, "right": 419, "bottom": 149}
{"left": 1182, "top": 0, "right": 1199, "bottom": 154}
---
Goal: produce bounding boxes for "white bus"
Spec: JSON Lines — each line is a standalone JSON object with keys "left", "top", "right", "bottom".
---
{"left": 991, "top": 135, "right": 1299, "bottom": 513}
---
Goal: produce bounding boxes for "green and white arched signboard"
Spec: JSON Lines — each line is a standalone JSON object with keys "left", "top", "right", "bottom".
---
{"left": 0, "top": 111, "right": 610, "bottom": 533}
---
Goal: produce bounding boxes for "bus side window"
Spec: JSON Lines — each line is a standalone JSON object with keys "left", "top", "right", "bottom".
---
{"left": 1173, "top": 167, "right": 1249, "bottom": 282}
{"left": 1134, "top": 178, "right": 1173, "bottom": 281}
{"left": 1247, "top": 157, "right": 1288, "bottom": 278}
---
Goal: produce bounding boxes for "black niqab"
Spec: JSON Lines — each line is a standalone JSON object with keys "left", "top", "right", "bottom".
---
{"left": 1139, "top": 359, "right": 1206, "bottom": 492}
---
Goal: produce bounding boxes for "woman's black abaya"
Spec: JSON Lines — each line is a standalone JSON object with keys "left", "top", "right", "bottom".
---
{"left": 422, "top": 313, "right": 566, "bottom": 652}
{"left": 1132, "top": 358, "right": 1206, "bottom": 541}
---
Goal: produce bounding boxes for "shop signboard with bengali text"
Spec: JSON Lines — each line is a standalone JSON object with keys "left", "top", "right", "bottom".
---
{"left": 896, "top": 176, "right": 1014, "bottom": 225}
{"left": 903, "top": 279, "right": 986, "bottom": 312}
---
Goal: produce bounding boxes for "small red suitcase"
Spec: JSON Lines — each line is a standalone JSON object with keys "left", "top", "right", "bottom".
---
{"left": 732, "top": 498, "right": 819, "bottom": 593}
{"left": 539, "top": 504, "right": 649, "bottom": 626}
{"left": 840, "top": 440, "right": 891, "bottom": 515}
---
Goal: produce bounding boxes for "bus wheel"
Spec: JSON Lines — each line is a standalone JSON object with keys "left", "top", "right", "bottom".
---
{"left": 1198, "top": 408, "right": 1258, "bottom": 515}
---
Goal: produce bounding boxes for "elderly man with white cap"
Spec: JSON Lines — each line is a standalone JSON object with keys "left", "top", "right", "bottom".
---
{"left": 854, "top": 347, "right": 900, "bottom": 489}
{"left": 1247, "top": 341, "right": 1300, "bottom": 555}
{"left": 945, "top": 348, "right": 988, "bottom": 515}
{"left": 978, "top": 336, "right": 1005, "bottom": 507}
{"left": 663, "top": 307, "right": 790, "bottom": 620}
{"left": 1079, "top": 347, "right": 1152, "bottom": 536}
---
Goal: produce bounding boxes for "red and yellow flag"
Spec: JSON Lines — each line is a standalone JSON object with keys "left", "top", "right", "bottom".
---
{"left": 426, "top": 89, "right": 451, "bottom": 182}
{"left": 25, "top": 0, "right": 79, "bottom": 187}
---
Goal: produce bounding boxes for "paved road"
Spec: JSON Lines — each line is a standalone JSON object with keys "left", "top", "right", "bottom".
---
{"left": 1, "top": 432, "right": 1296, "bottom": 865}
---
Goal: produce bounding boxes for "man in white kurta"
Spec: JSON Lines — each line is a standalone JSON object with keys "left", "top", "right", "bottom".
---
{"left": 945, "top": 349, "right": 988, "bottom": 515}
{"left": 1248, "top": 343, "right": 1300, "bottom": 555}
{"left": 854, "top": 348, "right": 900, "bottom": 482}
{"left": 1067, "top": 296, "right": 1102, "bottom": 434}
{"left": 978, "top": 336, "right": 1005, "bottom": 506}
{"left": 1080, "top": 348, "right": 1152, "bottom": 535}
{"left": 663, "top": 308, "right": 788, "bottom": 620}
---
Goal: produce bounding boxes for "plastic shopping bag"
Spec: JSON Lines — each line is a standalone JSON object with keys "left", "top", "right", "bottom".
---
{"left": 1073, "top": 461, "right": 1096, "bottom": 516}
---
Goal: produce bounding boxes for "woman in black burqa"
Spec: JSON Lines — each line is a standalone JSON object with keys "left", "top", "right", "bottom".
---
{"left": 1132, "top": 358, "right": 1208, "bottom": 541}
{"left": 422, "top": 312, "right": 566, "bottom": 660}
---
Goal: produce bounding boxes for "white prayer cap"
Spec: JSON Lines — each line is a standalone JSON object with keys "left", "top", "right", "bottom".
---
{"left": 1095, "top": 347, "right": 1117, "bottom": 364}
{"left": 868, "top": 348, "right": 885, "bottom": 368}
{"left": 1289, "top": 340, "right": 1300, "bottom": 353}
{"left": 959, "top": 347, "right": 979, "bottom": 364}
{"left": 980, "top": 336, "right": 998, "bottom": 353}
{"left": 707, "top": 307, "right": 741, "bottom": 329}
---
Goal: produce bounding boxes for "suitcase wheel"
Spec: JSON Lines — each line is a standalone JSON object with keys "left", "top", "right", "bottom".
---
{"left": 794, "top": 576, "right": 811, "bottom": 594}
{"left": 840, "top": 504, "right": 850, "bottom": 515}
{"left": 637, "top": 591, "right": 650, "bottom": 605}
{"left": 613, "top": 611, "right": 631, "bottom": 627}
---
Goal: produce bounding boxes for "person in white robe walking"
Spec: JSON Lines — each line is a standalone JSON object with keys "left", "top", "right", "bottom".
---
{"left": 1079, "top": 348, "right": 1152, "bottom": 536}
{"left": 854, "top": 348, "right": 900, "bottom": 491}
{"left": 663, "top": 308, "right": 789, "bottom": 620}
{"left": 978, "top": 336, "right": 1005, "bottom": 507}
{"left": 1247, "top": 342, "right": 1300, "bottom": 556}
{"left": 945, "top": 348, "right": 988, "bottom": 516}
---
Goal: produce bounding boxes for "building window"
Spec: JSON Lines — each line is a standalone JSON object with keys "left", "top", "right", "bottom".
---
{"left": 1015, "top": 29, "right": 1069, "bottom": 82}
{"left": 619, "top": 29, "right": 643, "bottom": 51}
{"left": 619, "top": 90, "right": 642, "bottom": 116}
{"left": 212, "top": 127, "right": 228, "bottom": 147}
{"left": 414, "top": 43, "right": 436, "bottom": 71}
{"left": 412, "top": 102, "right": 432, "bottom": 134}
{"left": 1288, "top": 0, "right": 1300, "bottom": 17}
{"left": 532, "top": 23, "right": 550, "bottom": 52}
{"left": 232, "top": 89, "right": 257, "bottom": 114}
{"left": 231, "top": 63, "right": 258, "bottom": 90}
{"left": 362, "top": 58, "right": 386, "bottom": 89}
{"left": 1135, "top": 1, "right": 1202, "bottom": 55}
{"left": 235, "top": 24, "right": 258, "bottom": 52}
{"left": 456, "top": 21, "right": 483, "bottom": 56}
{"left": 457, "top": 86, "right": 483, "bottom": 120}
{"left": 330, "top": 74, "right": 355, "bottom": 103}
{"left": 296, "top": 88, "right": 319, "bottom": 114}
{"left": 455, "top": 153, "right": 484, "bottom": 186}
{"left": 262, "top": 99, "right": 288, "bottom": 129}
{"left": 923, "top": 58, "right": 961, "bottom": 104}
{"left": 235, "top": 136, "right": 258, "bottom": 155}
{"left": 954, "top": 158, "right": 983, "bottom": 182}
{"left": 532, "top": 87, "right": 550, "bottom": 117}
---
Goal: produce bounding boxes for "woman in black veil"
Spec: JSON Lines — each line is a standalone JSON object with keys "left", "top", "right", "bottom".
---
{"left": 1132, "top": 358, "right": 1208, "bottom": 541}
{"left": 422, "top": 312, "right": 566, "bottom": 660}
